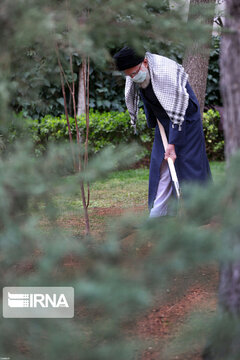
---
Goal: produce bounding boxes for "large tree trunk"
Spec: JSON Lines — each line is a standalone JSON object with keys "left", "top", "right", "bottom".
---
{"left": 220, "top": 0, "right": 240, "bottom": 161}
{"left": 219, "top": 0, "right": 240, "bottom": 312}
{"left": 203, "top": 1, "right": 240, "bottom": 359}
{"left": 182, "top": 0, "right": 216, "bottom": 117}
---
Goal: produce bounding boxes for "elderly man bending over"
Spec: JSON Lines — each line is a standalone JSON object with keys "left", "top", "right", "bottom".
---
{"left": 113, "top": 47, "right": 211, "bottom": 217}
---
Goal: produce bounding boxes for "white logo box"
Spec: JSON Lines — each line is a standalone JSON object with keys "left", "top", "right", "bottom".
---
{"left": 3, "top": 287, "right": 74, "bottom": 318}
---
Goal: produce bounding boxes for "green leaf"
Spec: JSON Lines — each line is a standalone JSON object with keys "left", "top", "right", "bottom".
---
{"left": 57, "top": 98, "right": 65, "bottom": 106}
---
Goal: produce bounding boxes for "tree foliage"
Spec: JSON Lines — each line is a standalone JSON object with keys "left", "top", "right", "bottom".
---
{"left": 10, "top": 37, "right": 221, "bottom": 118}
{"left": 0, "top": 0, "right": 232, "bottom": 358}
{"left": 0, "top": 0, "right": 216, "bottom": 121}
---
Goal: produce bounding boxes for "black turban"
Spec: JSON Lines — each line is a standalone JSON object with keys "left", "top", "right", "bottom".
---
{"left": 113, "top": 47, "right": 144, "bottom": 71}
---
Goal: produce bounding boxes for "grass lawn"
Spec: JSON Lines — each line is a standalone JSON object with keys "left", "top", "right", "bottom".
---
{"left": 56, "top": 161, "right": 225, "bottom": 217}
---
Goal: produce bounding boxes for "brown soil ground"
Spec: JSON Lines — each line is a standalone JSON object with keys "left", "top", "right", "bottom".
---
{"left": 135, "top": 267, "right": 218, "bottom": 360}
{"left": 55, "top": 206, "right": 219, "bottom": 360}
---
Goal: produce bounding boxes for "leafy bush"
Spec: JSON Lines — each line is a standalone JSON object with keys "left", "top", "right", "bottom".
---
{"left": 7, "top": 108, "right": 224, "bottom": 162}
{"left": 203, "top": 109, "right": 224, "bottom": 161}
{"left": 205, "top": 36, "right": 222, "bottom": 108}
{"left": 7, "top": 110, "right": 154, "bottom": 163}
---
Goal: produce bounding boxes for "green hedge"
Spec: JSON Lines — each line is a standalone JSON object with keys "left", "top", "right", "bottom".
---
{"left": 203, "top": 109, "right": 224, "bottom": 161}
{"left": 8, "top": 109, "right": 224, "bottom": 161}
{"left": 8, "top": 110, "right": 154, "bottom": 161}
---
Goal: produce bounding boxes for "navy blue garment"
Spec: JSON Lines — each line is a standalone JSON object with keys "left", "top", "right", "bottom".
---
{"left": 139, "top": 81, "right": 212, "bottom": 210}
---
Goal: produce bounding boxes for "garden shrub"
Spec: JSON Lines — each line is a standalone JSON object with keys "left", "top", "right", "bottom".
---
{"left": 205, "top": 36, "right": 222, "bottom": 108}
{"left": 7, "top": 108, "right": 224, "bottom": 161}
{"left": 7, "top": 110, "right": 154, "bottom": 162}
{"left": 203, "top": 109, "right": 224, "bottom": 161}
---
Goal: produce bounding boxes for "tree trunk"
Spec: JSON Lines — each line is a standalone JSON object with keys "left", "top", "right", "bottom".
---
{"left": 219, "top": 0, "right": 240, "bottom": 312}
{"left": 220, "top": 0, "right": 240, "bottom": 161}
{"left": 182, "top": 0, "right": 216, "bottom": 117}
{"left": 77, "top": 60, "right": 87, "bottom": 116}
{"left": 203, "top": 1, "right": 240, "bottom": 359}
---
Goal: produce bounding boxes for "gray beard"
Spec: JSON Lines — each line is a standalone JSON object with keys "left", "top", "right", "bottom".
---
{"left": 139, "top": 69, "right": 150, "bottom": 89}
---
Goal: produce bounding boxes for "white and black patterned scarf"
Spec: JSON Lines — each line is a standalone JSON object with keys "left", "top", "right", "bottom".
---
{"left": 125, "top": 52, "right": 189, "bottom": 133}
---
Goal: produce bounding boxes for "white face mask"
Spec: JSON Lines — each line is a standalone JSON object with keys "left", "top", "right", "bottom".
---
{"left": 132, "top": 70, "right": 147, "bottom": 83}
{"left": 139, "top": 69, "right": 150, "bottom": 89}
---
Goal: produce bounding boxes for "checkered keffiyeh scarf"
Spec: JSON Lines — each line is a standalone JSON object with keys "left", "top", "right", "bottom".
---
{"left": 125, "top": 52, "right": 189, "bottom": 133}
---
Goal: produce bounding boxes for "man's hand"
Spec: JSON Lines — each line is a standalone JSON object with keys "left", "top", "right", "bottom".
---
{"left": 164, "top": 144, "right": 176, "bottom": 163}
